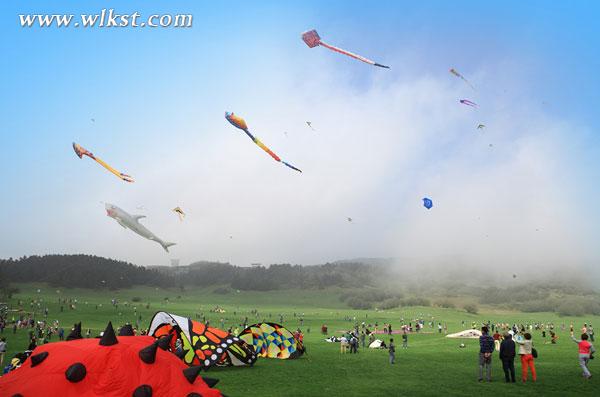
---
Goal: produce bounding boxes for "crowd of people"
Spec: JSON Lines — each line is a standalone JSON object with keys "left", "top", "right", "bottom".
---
{"left": 479, "top": 323, "right": 596, "bottom": 383}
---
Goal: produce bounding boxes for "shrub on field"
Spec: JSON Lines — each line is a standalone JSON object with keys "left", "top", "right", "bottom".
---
{"left": 131, "top": 296, "right": 142, "bottom": 302}
{"left": 435, "top": 299, "right": 455, "bottom": 308}
{"left": 213, "top": 287, "right": 231, "bottom": 295}
{"left": 400, "top": 297, "right": 431, "bottom": 307}
{"left": 519, "top": 298, "right": 559, "bottom": 313}
{"left": 379, "top": 298, "right": 401, "bottom": 310}
{"left": 463, "top": 304, "right": 478, "bottom": 314}
{"left": 346, "top": 297, "right": 372, "bottom": 310}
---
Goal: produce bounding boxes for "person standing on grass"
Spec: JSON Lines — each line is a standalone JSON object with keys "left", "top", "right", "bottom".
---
{"left": 402, "top": 329, "right": 408, "bottom": 348}
{"left": 0, "top": 337, "right": 7, "bottom": 367}
{"left": 499, "top": 333, "right": 516, "bottom": 383}
{"left": 493, "top": 330, "right": 501, "bottom": 352}
{"left": 571, "top": 333, "right": 595, "bottom": 379}
{"left": 478, "top": 326, "right": 494, "bottom": 382}
{"left": 389, "top": 338, "right": 395, "bottom": 364}
{"left": 516, "top": 333, "right": 537, "bottom": 382}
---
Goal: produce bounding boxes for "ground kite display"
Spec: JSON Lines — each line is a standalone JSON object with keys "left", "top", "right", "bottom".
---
{"left": 72, "top": 142, "right": 134, "bottom": 182}
{"left": 148, "top": 312, "right": 242, "bottom": 369}
{"left": 105, "top": 203, "right": 175, "bottom": 252}
{"left": 239, "top": 322, "right": 304, "bottom": 359}
{"left": 302, "top": 29, "right": 389, "bottom": 68}
{"left": 216, "top": 339, "right": 258, "bottom": 367}
{"left": 0, "top": 322, "right": 223, "bottom": 397}
{"left": 225, "top": 112, "right": 302, "bottom": 173}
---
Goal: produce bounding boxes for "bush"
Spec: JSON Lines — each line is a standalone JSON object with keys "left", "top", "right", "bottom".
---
{"left": 463, "top": 304, "right": 478, "bottom": 314}
{"left": 131, "top": 296, "right": 142, "bottom": 302}
{"left": 213, "top": 287, "right": 231, "bottom": 295}
{"left": 400, "top": 297, "right": 431, "bottom": 307}
{"left": 379, "top": 298, "right": 401, "bottom": 310}
{"left": 346, "top": 297, "right": 372, "bottom": 310}
{"left": 435, "top": 299, "right": 455, "bottom": 309}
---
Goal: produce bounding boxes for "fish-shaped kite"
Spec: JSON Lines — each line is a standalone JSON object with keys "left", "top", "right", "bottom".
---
{"left": 449, "top": 68, "right": 475, "bottom": 90}
{"left": 302, "top": 29, "right": 390, "bottom": 69}
{"left": 459, "top": 99, "right": 478, "bottom": 108}
{"left": 225, "top": 112, "right": 302, "bottom": 173}
{"left": 172, "top": 207, "right": 185, "bottom": 221}
{"left": 72, "top": 142, "right": 134, "bottom": 182}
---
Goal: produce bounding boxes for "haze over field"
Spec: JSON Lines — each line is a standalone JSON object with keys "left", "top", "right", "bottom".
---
{"left": 1, "top": 1, "right": 598, "bottom": 279}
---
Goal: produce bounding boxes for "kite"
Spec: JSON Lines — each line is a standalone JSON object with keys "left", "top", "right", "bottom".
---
{"left": 306, "top": 121, "right": 315, "bottom": 131}
{"left": 301, "top": 29, "right": 390, "bottom": 68}
{"left": 477, "top": 124, "right": 485, "bottom": 129}
{"left": 105, "top": 203, "right": 175, "bottom": 252}
{"left": 216, "top": 339, "right": 258, "bottom": 367}
{"left": 459, "top": 99, "right": 478, "bottom": 108}
{"left": 173, "top": 207, "right": 186, "bottom": 221}
{"left": 449, "top": 68, "right": 475, "bottom": 90}
{"left": 72, "top": 142, "right": 134, "bottom": 182}
{"left": 0, "top": 322, "right": 223, "bottom": 397}
{"left": 225, "top": 112, "right": 302, "bottom": 173}
{"left": 422, "top": 198, "right": 433, "bottom": 210}
{"left": 239, "top": 322, "right": 304, "bottom": 360}
{"left": 148, "top": 312, "right": 241, "bottom": 369}
{"left": 347, "top": 217, "right": 353, "bottom": 223}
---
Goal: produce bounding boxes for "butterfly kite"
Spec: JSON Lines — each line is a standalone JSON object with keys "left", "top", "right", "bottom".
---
{"left": 302, "top": 29, "right": 390, "bottom": 68}
{"left": 72, "top": 142, "right": 134, "bottom": 182}
{"left": 148, "top": 312, "right": 237, "bottom": 369}
{"left": 225, "top": 112, "right": 302, "bottom": 173}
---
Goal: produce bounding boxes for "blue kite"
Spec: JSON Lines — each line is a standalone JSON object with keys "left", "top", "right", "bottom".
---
{"left": 422, "top": 198, "right": 433, "bottom": 210}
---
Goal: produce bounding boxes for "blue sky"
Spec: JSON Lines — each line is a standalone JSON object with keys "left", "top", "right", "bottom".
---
{"left": 1, "top": 1, "right": 598, "bottom": 271}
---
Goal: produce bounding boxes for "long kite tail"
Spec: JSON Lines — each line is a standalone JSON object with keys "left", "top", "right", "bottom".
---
{"left": 282, "top": 161, "right": 302, "bottom": 173}
{"left": 319, "top": 41, "right": 389, "bottom": 68}
{"left": 460, "top": 76, "right": 476, "bottom": 91}
{"left": 93, "top": 156, "right": 134, "bottom": 182}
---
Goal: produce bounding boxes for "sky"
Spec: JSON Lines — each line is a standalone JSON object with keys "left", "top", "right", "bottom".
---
{"left": 1, "top": 0, "right": 599, "bottom": 272}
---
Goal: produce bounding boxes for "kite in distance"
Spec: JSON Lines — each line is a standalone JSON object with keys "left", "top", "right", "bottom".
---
{"left": 72, "top": 142, "right": 134, "bottom": 182}
{"left": 301, "top": 29, "right": 390, "bottom": 68}
{"left": 422, "top": 198, "right": 433, "bottom": 210}
{"left": 459, "top": 99, "right": 478, "bottom": 108}
{"left": 172, "top": 207, "right": 185, "bottom": 221}
{"left": 225, "top": 112, "right": 302, "bottom": 173}
{"left": 477, "top": 124, "right": 485, "bottom": 129}
{"left": 306, "top": 121, "right": 315, "bottom": 131}
{"left": 347, "top": 217, "right": 353, "bottom": 223}
{"left": 449, "top": 68, "right": 475, "bottom": 90}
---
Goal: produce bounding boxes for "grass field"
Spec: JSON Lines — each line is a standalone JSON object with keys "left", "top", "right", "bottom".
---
{"left": 1, "top": 284, "right": 599, "bottom": 396}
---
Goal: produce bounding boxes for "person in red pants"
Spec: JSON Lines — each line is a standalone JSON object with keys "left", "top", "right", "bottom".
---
{"left": 516, "top": 332, "right": 537, "bottom": 382}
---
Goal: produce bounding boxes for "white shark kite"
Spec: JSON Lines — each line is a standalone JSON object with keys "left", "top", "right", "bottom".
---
{"left": 105, "top": 203, "right": 175, "bottom": 252}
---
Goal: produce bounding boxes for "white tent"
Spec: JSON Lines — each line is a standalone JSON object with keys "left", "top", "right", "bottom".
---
{"left": 446, "top": 329, "right": 482, "bottom": 339}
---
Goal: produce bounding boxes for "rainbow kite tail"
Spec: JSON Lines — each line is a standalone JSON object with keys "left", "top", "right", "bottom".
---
{"left": 282, "top": 161, "right": 302, "bottom": 173}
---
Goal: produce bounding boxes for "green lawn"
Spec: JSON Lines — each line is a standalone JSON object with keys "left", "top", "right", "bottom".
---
{"left": 1, "top": 284, "right": 599, "bottom": 396}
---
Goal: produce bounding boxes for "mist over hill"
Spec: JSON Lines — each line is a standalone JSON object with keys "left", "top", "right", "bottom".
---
{"left": 1, "top": 254, "right": 598, "bottom": 316}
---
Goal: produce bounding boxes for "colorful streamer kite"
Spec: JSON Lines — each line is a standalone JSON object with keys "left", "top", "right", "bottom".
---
{"left": 72, "top": 142, "right": 134, "bottom": 182}
{"left": 301, "top": 29, "right": 390, "bottom": 68}
{"left": 449, "top": 68, "right": 475, "bottom": 90}
{"left": 225, "top": 112, "right": 302, "bottom": 173}
{"left": 459, "top": 99, "right": 478, "bottom": 108}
